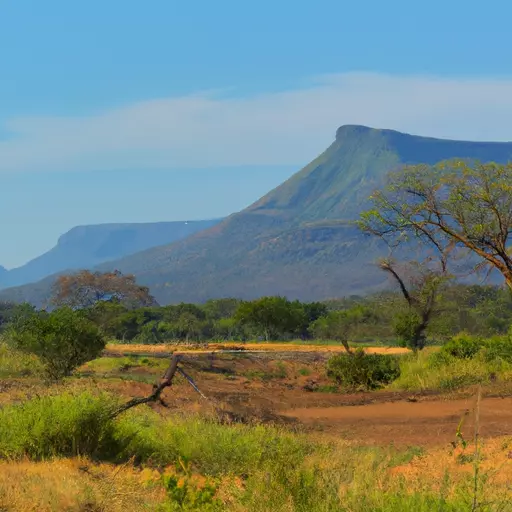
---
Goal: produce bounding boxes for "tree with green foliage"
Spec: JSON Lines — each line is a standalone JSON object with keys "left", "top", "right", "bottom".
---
{"left": 310, "top": 306, "right": 372, "bottom": 353}
{"left": 82, "top": 299, "right": 129, "bottom": 337}
{"left": 359, "top": 159, "right": 512, "bottom": 291}
{"left": 234, "top": 296, "right": 307, "bottom": 341}
{"left": 0, "top": 302, "right": 35, "bottom": 333}
{"left": 8, "top": 307, "right": 105, "bottom": 381}
{"left": 378, "top": 259, "right": 449, "bottom": 351}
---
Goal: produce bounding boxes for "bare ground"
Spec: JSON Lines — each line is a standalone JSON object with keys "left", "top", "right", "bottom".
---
{"left": 89, "top": 350, "right": 512, "bottom": 448}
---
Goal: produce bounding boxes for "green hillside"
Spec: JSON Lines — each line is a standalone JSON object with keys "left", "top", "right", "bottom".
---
{"left": 3, "top": 125, "right": 512, "bottom": 306}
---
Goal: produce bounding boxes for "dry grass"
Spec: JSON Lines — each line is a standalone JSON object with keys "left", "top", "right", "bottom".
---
{"left": 390, "top": 436, "right": 512, "bottom": 486}
{"left": 0, "top": 457, "right": 165, "bottom": 511}
{"left": 106, "top": 342, "right": 410, "bottom": 355}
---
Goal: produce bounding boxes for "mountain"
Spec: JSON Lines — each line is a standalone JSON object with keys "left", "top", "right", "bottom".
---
{"left": 0, "top": 266, "right": 8, "bottom": 288}
{"left": 3, "top": 125, "right": 512, "bottom": 306}
{"left": 0, "top": 219, "right": 221, "bottom": 290}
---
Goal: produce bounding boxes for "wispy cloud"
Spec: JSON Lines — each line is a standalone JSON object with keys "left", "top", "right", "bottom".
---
{"left": 2, "top": 72, "right": 512, "bottom": 173}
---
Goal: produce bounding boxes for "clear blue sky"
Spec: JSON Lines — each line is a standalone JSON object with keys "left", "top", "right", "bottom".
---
{"left": 2, "top": 0, "right": 512, "bottom": 268}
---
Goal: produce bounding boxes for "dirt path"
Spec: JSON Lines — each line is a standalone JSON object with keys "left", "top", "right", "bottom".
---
{"left": 283, "top": 396, "right": 512, "bottom": 447}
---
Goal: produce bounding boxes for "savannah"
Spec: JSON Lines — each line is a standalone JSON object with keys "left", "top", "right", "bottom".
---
{"left": 2, "top": 159, "right": 512, "bottom": 510}
{"left": 2, "top": 3, "right": 512, "bottom": 510}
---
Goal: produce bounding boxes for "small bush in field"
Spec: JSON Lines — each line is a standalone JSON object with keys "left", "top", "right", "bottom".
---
{"left": 326, "top": 349, "right": 401, "bottom": 390}
{"left": 8, "top": 307, "right": 105, "bottom": 381}
{"left": 0, "top": 391, "right": 120, "bottom": 459}
{"left": 440, "top": 332, "right": 485, "bottom": 359}
{"left": 480, "top": 335, "right": 512, "bottom": 362}
{"left": 441, "top": 332, "right": 512, "bottom": 363}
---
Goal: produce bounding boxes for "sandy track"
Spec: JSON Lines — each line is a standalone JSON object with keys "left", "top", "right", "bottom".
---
{"left": 283, "top": 396, "right": 512, "bottom": 446}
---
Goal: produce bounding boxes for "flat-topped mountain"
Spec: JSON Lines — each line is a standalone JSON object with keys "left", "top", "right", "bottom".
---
{"left": 0, "top": 219, "right": 221, "bottom": 290}
{"left": 2, "top": 125, "right": 512, "bottom": 306}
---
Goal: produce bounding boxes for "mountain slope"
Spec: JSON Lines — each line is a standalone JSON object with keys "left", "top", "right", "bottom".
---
{"left": 0, "top": 219, "right": 221, "bottom": 290}
{"left": 3, "top": 125, "right": 512, "bottom": 306}
{"left": 0, "top": 266, "right": 8, "bottom": 288}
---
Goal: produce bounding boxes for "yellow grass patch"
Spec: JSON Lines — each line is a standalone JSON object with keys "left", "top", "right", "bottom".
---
{"left": 390, "top": 436, "right": 512, "bottom": 487}
{"left": 106, "top": 342, "right": 410, "bottom": 355}
{"left": 0, "top": 458, "right": 165, "bottom": 512}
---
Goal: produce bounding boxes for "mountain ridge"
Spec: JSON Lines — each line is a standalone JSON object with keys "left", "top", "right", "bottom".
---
{"left": 2, "top": 125, "right": 512, "bottom": 306}
{"left": 0, "top": 219, "right": 222, "bottom": 290}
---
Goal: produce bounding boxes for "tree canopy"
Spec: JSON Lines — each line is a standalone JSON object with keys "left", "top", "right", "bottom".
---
{"left": 51, "top": 270, "right": 157, "bottom": 309}
{"left": 359, "top": 160, "right": 512, "bottom": 290}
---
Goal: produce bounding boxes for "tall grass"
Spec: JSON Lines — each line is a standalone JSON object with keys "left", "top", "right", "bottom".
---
{"left": 0, "top": 341, "right": 43, "bottom": 378}
{"left": 0, "top": 391, "right": 120, "bottom": 459}
{"left": 390, "top": 348, "right": 512, "bottom": 392}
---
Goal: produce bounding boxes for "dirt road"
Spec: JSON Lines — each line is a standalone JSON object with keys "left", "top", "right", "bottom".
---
{"left": 282, "top": 396, "right": 512, "bottom": 446}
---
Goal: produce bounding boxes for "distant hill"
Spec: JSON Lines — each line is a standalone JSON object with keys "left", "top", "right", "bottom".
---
{"left": 0, "top": 219, "right": 221, "bottom": 290}
{"left": 2, "top": 125, "right": 512, "bottom": 306}
{"left": 0, "top": 266, "right": 8, "bottom": 289}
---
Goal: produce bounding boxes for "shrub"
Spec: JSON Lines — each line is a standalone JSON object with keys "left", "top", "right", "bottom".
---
{"left": 0, "top": 391, "right": 121, "bottom": 459}
{"left": 440, "top": 332, "right": 485, "bottom": 359}
{"left": 326, "top": 349, "right": 401, "bottom": 390}
{"left": 7, "top": 307, "right": 106, "bottom": 381}
{"left": 481, "top": 335, "right": 512, "bottom": 362}
{"left": 441, "top": 332, "right": 512, "bottom": 363}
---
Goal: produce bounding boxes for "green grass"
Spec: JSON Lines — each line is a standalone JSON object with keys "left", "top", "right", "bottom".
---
{"left": 390, "top": 349, "right": 512, "bottom": 392}
{"left": 243, "top": 362, "right": 288, "bottom": 381}
{"left": 80, "top": 355, "right": 169, "bottom": 375}
{"left": 0, "top": 390, "right": 119, "bottom": 459}
{"left": 0, "top": 389, "right": 508, "bottom": 511}
{"left": 0, "top": 341, "right": 44, "bottom": 378}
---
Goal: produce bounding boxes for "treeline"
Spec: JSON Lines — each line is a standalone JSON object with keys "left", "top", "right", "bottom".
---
{"left": 1, "top": 283, "right": 511, "bottom": 344}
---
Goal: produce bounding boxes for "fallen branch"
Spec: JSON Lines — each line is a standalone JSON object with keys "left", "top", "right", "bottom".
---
{"left": 177, "top": 366, "right": 210, "bottom": 401}
{"left": 110, "top": 354, "right": 181, "bottom": 419}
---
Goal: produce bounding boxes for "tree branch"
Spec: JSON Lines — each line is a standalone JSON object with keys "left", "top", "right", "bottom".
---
{"left": 379, "top": 260, "right": 413, "bottom": 306}
{"left": 110, "top": 354, "right": 181, "bottom": 418}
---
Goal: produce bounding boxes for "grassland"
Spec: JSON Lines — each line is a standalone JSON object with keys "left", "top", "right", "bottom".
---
{"left": 1, "top": 341, "right": 511, "bottom": 511}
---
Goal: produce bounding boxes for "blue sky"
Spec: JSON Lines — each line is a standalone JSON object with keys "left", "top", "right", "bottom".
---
{"left": 2, "top": 0, "right": 512, "bottom": 268}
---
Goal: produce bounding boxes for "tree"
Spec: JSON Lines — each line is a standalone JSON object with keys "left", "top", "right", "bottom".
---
{"left": 202, "top": 298, "right": 240, "bottom": 321}
{"left": 377, "top": 259, "right": 449, "bottom": 351}
{"left": 234, "top": 296, "right": 306, "bottom": 341}
{"left": 0, "top": 302, "right": 35, "bottom": 332}
{"left": 359, "top": 160, "right": 512, "bottom": 291}
{"left": 310, "top": 306, "right": 371, "bottom": 353}
{"left": 51, "top": 270, "right": 157, "bottom": 309}
{"left": 8, "top": 308, "right": 105, "bottom": 381}
{"left": 298, "top": 302, "right": 329, "bottom": 339}
{"left": 82, "top": 299, "right": 128, "bottom": 337}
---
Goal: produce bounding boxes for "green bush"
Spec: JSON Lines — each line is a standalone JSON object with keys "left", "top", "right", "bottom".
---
{"left": 7, "top": 307, "right": 106, "bottom": 381}
{"left": 481, "top": 335, "right": 512, "bottom": 362}
{"left": 440, "top": 332, "right": 485, "bottom": 359}
{"left": 0, "top": 390, "right": 121, "bottom": 459}
{"left": 441, "top": 332, "right": 512, "bottom": 363}
{"left": 326, "top": 349, "right": 401, "bottom": 390}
